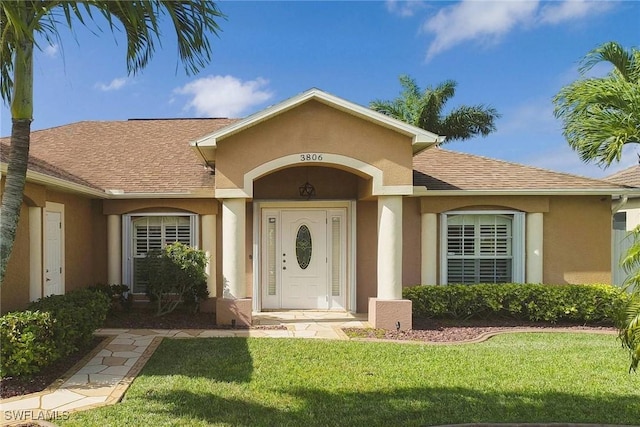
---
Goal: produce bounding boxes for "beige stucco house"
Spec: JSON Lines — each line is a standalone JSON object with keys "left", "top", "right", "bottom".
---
{"left": 0, "top": 89, "right": 635, "bottom": 329}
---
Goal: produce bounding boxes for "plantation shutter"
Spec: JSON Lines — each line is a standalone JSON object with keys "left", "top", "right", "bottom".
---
{"left": 127, "top": 215, "right": 197, "bottom": 293}
{"left": 443, "top": 213, "right": 522, "bottom": 284}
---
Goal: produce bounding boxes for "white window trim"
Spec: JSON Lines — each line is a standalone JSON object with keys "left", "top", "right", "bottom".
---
{"left": 439, "top": 210, "right": 525, "bottom": 284}
{"left": 122, "top": 212, "right": 199, "bottom": 293}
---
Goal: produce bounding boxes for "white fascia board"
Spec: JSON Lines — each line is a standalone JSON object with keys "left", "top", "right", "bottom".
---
{"left": 106, "top": 192, "right": 213, "bottom": 199}
{"left": 411, "top": 186, "right": 640, "bottom": 197}
{"left": 1, "top": 161, "right": 213, "bottom": 199}
{"left": 0, "top": 163, "right": 107, "bottom": 198}
{"left": 192, "top": 88, "right": 443, "bottom": 151}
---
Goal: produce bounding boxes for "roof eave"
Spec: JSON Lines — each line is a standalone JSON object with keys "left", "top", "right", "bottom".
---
{"left": 411, "top": 186, "right": 640, "bottom": 197}
{"left": 1, "top": 163, "right": 108, "bottom": 199}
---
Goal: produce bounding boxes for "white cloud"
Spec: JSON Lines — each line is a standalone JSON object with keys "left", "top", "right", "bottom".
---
{"left": 174, "top": 75, "right": 274, "bottom": 118}
{"left": 43, "top": 43, "right": 59, "bottom": 58}
{"left": 423, "top": 1, "right": 539, "bottom": 60}
{"left": 96, "top": 77, "right": 129, "bottom": 92}
{"left": 497, "top": 98, "right": 559, "bottom": 136}
{"left": 526, "top": 143, "right": 639, "bottom": 178}
{"left": 422, "top": 0, "right": 614, "bottom": 60}
{"left": 385, "top": 0, "right": 426, "bottom": 17}
{"left": 538, "top": 0, "right": 614, "bottom": 25}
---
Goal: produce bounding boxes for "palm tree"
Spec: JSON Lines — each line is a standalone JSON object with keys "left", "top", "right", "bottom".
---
{"left": 370, "top": 75, "right": 500, "bottom": 142}
{"left": 0, "top": 1, "right": 224, "bottom": 284}
{"left": 554, "top": 41, "right": 640, "bottom": 372}
{"left": 620, "top": 230, "right": 640, "bottom": 372}
{"left": 553, "top": 41, "right": 640, "bottom": 166}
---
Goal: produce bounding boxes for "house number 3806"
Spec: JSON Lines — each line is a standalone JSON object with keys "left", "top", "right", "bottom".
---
{"left": 300, "top": 153, "right": 323, "bottom": 161}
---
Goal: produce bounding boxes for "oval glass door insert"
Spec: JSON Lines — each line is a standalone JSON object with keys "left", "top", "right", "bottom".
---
{"left": 295, "top": 225, "right": 312, "bottom": 269}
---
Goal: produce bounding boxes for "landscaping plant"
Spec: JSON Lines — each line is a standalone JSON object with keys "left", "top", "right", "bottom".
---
{"left": 403, "top": 283, "right": 629, "bottom": 324}
{"left": 1, "top": 289, "right": 110, "bottom": 377}
{"left": 619, "top": 226, "right": 640, "bottom": 371}
{"left": 140, "top": 242, "right": 209, "bottom": 316}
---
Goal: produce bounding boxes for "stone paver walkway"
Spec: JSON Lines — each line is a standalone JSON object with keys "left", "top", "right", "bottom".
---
{"left": 0, "top": 311, "right": 368, "bottom": 426}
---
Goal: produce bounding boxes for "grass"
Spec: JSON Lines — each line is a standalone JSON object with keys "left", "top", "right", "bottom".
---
{"left": 60, "top": 333, "right": 639, "bottom": 427}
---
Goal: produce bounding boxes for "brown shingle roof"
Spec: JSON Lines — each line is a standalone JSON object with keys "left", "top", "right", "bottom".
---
{"left": 2, "top": 119, "right": 237, "bottom": 194}
{"left": 413, "top": 147, "right": 629, "bottom": 191}
{"left": 3, "top": 121, "right": 630, "bottom": 195}
{"left": 0, "top": 143, "right": 102, "bottom": 190}
{"left": 605, "top": 165, "right": 640, "bottom": 188}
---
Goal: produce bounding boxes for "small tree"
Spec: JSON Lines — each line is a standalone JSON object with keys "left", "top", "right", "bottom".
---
{"left": 140, "top": 242, "right": 209, "bottom": 316}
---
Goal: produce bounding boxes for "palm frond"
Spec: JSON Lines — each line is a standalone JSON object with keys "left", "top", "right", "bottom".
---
{"left": 438, "top": 105, "right": 500, "bottom": 141}
{"left": 579, "top": 41, "right": 638, "bottom": 84}
{"left": 370, "top": 75, "right": 499, "bottom": 142}
{"left": 618, "top": 295, "right": 640, "bottom": 372}
{"left": 553, "top": 57, "right": 640, "bottom": 167}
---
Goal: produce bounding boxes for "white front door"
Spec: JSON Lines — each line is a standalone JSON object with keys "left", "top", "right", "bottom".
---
{"left": 45, "top": 210, "right": 63, "bottom": 296}
{"left": 281, "top": 210, "right": 328, "bottom": 309}
{"left": 261, "top": 207, "right": 347, "bottom": 310}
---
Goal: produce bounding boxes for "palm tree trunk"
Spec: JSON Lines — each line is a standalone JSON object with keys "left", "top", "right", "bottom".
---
{"left": 0, "top": 37, "right": 33, "bottom": 286}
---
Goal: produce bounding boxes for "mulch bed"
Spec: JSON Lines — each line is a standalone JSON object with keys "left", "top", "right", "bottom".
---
{"left": 102, "top": 308, "right": 288, "bottom": 330}
{"left": 0, "top": 336, "right": 106, "bottom": 400}
{"left": 344, "top": 318, "right": 617, "bottom": 342}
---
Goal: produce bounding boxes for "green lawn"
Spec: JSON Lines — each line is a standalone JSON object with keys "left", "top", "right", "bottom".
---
{"left": 60, "top": 333, "right": 639, "bottom": 427}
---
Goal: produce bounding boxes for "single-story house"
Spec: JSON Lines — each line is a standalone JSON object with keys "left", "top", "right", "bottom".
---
{"left": 1, "top": 88, "right": 636, "bottom": 329}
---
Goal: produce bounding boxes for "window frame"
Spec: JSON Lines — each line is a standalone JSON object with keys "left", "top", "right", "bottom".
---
{"left": 122, "top": 213, "right": 199, "bottom": 293}
{"left": 439, "top": 210, "right": 525, "bottom": 284}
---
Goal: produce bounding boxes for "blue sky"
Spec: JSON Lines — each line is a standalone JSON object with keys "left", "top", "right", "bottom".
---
{"left": 1, "top": 0, "right": 638, "bottom": 178}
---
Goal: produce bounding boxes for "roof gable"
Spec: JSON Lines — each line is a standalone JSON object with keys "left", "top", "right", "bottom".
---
{"left": 192, "top": 88, "right": 445, "bottom": 154}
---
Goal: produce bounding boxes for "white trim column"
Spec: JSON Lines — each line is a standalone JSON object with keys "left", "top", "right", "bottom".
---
{"left": 526, "top": 212, "right": 543, "bottom": 283}
{"left": 222, "top": 199, "right": 246, "bottom": 299}
{"left": 201, "top": 214, "right": 216, "bottom": 297}
{"left": 377, "top": 195, "right": 403, "bottom": 300}
{"left": 421, "top": 213, "right": 437, "bottom": 285}
{"left": 107, "top": 214, "right": 121, "bottom": 284}
{"left": 29, "top": 207, "right": 43, "bottom": 302}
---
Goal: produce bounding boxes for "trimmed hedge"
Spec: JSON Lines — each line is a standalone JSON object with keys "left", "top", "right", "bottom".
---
{"left": 403, "top": 283, "right": 630, "bottom": 323}
{"left": 28, "top": 289, "right": 110, "bottom": 357}
{"left": 0, "top": 289, "right": 110, "bottom": 377}
{"left": 0, "top": 311, "right": 57, "bottom": 377}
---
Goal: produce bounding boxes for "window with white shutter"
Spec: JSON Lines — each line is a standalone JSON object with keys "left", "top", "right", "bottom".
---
{"left": 441, "top": 211, "right": 524, "bottom": 284}
{"left": 123, "top": 214, "right": 198, "bottom": 293}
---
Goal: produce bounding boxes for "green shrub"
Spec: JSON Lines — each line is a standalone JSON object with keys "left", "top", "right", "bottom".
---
{"left": 140, "top": 242, "right": 209, "bottom": 316}
{"left": 28, "top": 289, "right": 110, "bottom": 358}
{"left": 403, "top": 283, "right": 629, "bottom": 324}
{"left": 0, "top": 311, "right": 57, "bottom": 377}
{"left": 89, "top": 283, "right": 132, "bottom": 311}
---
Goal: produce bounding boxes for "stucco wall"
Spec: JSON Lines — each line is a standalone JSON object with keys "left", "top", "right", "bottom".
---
{"left": 1, "top": 204, "right": 31, "bottom": 313}
{"left": 214, "top": 100, "right": 414, "bottom": 191}
{"left": 356, "top": 201, "right": 377, "bottom": 312}
{"left": 0, "top": 186, "right": 104, "bottom": 313}
{"left": 103, "top": 198, "right": 218, "bottom": 215}
{"left": 418, "top": 194, "right": 612, "bottom": 285}
{"left": 402, "top": 197, "right": 422, "bottom": 286}
{"left": 543, "top": 195, "right": 612, "bottom": 284}
{"left": 254, "top": 166, "right": 360, "bottom": 200}
{"left": 47, "top": 190, "right": 103, "bottom": 292}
